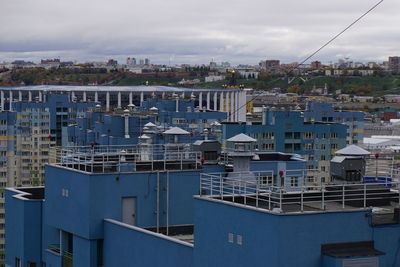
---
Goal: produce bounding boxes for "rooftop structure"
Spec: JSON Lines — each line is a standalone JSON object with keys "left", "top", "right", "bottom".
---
{"left": 223, "top": 110, "right": 347, "bottom": 185}
{"left": 6, "top": 143, "right": 400, "bottom": 267}
{"left": 0, "top": 86, "right": 247, "bottom": 122}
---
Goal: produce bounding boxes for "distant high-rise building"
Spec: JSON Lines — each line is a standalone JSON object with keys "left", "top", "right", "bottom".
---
{"left": 388, "top": 56, "right": 400, "bottom": 73}
{"left": 126, "top": 57, "right": 136, "bottom": 66}
{"left": 107, "top": 59, "right": 118, "bottom": 67}
{"left": 40, "top": 58, "right": 60, "bottom": 64}
{"left": 310, "top": 61, "right": 322, "bottom": 70}
{"left": 144, "top": 58, "right": 150, "bottom": 65}
{"left": 259, "top": 60, "right": 280, "bottom": 74}
{"left": 139, "top": 59, "right": 145, "bottom": 65}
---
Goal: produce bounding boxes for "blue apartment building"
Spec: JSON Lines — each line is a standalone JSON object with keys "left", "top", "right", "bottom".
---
{"left": 5, "top": 138, "right": 400, "bottom": 267}
{"left": 223, "top": 110, "right": 347, "bottom": 184}
{"left": 304, "top": 101, "right": 364, "bottom": 145}
{"left": 67, "top": 98, "right": 227, "bottom": 146}
{"left": 5, "top": 133, "right": 316, "bottom": 267}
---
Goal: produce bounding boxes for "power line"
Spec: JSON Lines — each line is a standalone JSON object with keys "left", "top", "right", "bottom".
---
{"left": 231, "top": 0, "right": 384, "bottom": 119}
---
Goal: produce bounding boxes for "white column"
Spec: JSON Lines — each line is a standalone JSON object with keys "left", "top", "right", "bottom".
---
{"left": 124, "top": 115, "right": 130, "bottom": 138}
{"left": 239, "top": 90, "right": 247, "bottom": 122}
{"left": 95, "top": 91, "right": 98, "bottom": 103}
{"left": 28, "top": 91, "right": 32, "bottom": 102}
{"left": 181, "top": 92, "right": 185, "bottom": 99}
{"left": 129, "top": 92, "right": 133, "bottom": 105}
{"left": 230, "top": 92, "right": 235, "bottom": 122}
{"left": 39, "top": 91, "right": 42, "bottom": 102}
{"left": 162, "top": 92, "right": 165, "bottom": 99}
{"left": 140, "top": 92, "right": 144, "bottom": 106}
{"left": 83, "top": 91, "right": 87, "bottom": 102}
{"left": 117, "top": 92, "right": 122, "bottom": 108}
{"left": 71, "top": 91, "right": 75, "bottom": 102}
{"left": 199, "top": 93, "right": 203, "bottom": 110}
{"left": 235, "top": 91, "right": 240, "bottom": 122}
{"left": 106, "top": 92, "right": 110, "bottom": 111}
{"left": 0, "top": 91, "right": 4, "bottom": 111}
{"left": 18, "top": 91, "right": 22, "bottom": 101}
{"left": 206, "top": 91, "right": 211, "bottom": 110}
{"left": 220, "top": 92, "right": 224, "bottom": 112}
{"left": 9, "top": 91, "right": 13, "bottom": 111}
{"left": 225, "top": 91, "right": 229, "bottom": 116}
{"left": 213, "top": 92, "right": 217, "bottom": 111}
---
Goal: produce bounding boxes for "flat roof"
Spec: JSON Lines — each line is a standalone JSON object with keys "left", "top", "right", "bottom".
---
{"left": 0, "top": 85, "right": 230, "bottom": 92}
{"left": 321, "top": 241, "right": 384, "bottom": 258}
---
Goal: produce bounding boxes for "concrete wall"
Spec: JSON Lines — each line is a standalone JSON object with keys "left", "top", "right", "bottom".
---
{"left": 103, "top": 219, "right": 193, "bottom": 267}
{"left": 45, "top": 165, "right": 205, "bottom": 239}
{"left": 193, "top": 197, "right": 400, "bottom": 267}
{"left": 5, "top": 189, "right": 43, "bottom": 267}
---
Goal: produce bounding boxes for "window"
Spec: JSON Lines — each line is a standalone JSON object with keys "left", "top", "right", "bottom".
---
{"left": 330, "top": 144, "right": 338, "bottom": 149}
{"left": 291, "top": 177, "right": 298, "bottom": 187}
{"left": 320, "top": 144, "right": 326, "bottom": 150}
{"left": 304, "top": 143, "right": 313, "bottom": 150}
{"left": 172, "top": 118, "right": 186, "bottom": 124}
{"left": 330, "top": 133, "right": 338, "bottom": 138}
{"left": 237, "top": 235, "right": 243, "bottom": 245}
{"left": 15, "top": 258, "right": 21, "bottom": 267}
{"left": 262, "top": 132, "right": 274, "bottom": 139}
{"left": 263, "top": 143, "right": 275, "bottom": 150}
{"left": 228, "top": 233, "right": 234, "bottom": 243}
{"left": 294, "top": 143, "right": 301, "bottom": 151}
{"left": 285, "top": 132, "right": 293, "bottom": 139}
{"left": 304, "top": 132, "right": 314, "bottom": 139}
{"left": 259, "top": 175, "right": 273, "bottom": 186}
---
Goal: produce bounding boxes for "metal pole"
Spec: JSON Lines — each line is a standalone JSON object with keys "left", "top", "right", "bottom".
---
{"left": 342, "top": 184, "right": 345, "bottom": 209}
{"left": 364, "top": 183, "right": 367, "bottom": 208}
{"left": 220, "top": 173, "right": 223, "bottom": 198}
{"left": 167, "top": 171, "right": 169, "bottom": 236}
{"left": 256, "top": 175, "right": 259, "bottom": 208}
{"left": 301, "top": 189, "right": 304, "bottom": 212}
{"left": 157, "top": 172, "right": 160, "bottom": 233}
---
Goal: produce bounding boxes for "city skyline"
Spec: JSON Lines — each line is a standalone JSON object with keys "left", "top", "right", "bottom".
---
{"left": 0, "top": 0, "right": 398, "bottom": 65}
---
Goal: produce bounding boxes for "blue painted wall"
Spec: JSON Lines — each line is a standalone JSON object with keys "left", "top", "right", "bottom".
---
{"left": 5, "top": 189, "right": 43, "bottom": 267}
{"left": 193, "top": 197, "right": 400, "bottom": 267}
{"left": 103, "top": 220, "right": 193, "bottom": 267}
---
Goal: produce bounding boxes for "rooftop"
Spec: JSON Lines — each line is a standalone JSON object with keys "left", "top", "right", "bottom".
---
{"left": 50, "top": 144, "right": 202, "bottom": 173}
{"left": 0, "top": 85, "right": 231, "bottom": 92}
{"left": 199, "top": 171, "right": 400, "bottom": 220}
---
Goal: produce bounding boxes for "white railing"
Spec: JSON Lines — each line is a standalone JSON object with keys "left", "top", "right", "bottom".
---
{"left": 50, "top": 144, "right": 202, "bottom": 173}
{"left": 200, "top": 171, "right": 400, "bottom": 213}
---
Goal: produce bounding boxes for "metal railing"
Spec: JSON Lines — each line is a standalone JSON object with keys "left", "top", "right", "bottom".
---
{"left": 200, "top": 171, "right": 400, "bottom": 213}
{"left": 50, "top": 144, "right": 202, "bottom": 173}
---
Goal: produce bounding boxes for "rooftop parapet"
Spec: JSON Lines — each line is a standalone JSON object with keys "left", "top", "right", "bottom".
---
{"left": 50, "top": 144, "right": 202, "bottom": 173}
{"left": 200, "top": 170, "right": 400, "bottom": 222}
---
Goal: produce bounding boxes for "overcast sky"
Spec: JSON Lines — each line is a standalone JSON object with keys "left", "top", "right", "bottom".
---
{"left": 0, "top": 0, "right": 398, "bottom": 65}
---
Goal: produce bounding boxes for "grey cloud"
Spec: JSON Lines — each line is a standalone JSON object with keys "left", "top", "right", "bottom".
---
{"left": 0, "top": 0, "right": 398, "bottom": 64}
